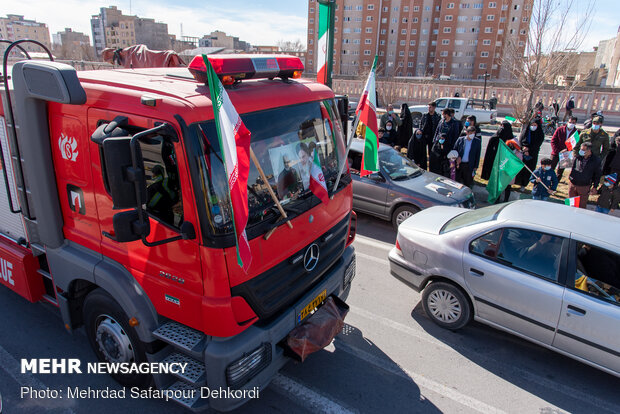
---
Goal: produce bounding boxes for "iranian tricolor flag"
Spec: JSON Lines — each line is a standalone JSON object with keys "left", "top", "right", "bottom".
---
{"left": 357, "top": 56, "right": 379, "bottom": 177}
{"left": 203, "top": 55, "right": 252, "bottom": 272}
{"left": 310, "top": 149, "right": 329, "bottom": 204}
{"left": 316, "top": 2, "right": 330, "bottom": 84}
{"left": 565, "top": 130, "right": 580, "bottom": 152}
{"left": 565, "top": 196, "right": 580, "bottom": 207}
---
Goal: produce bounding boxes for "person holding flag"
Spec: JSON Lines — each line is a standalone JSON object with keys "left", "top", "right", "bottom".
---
{"left": 550, "top": 115, "right": 578, "bottom": 181}
{"left": 203, "top": 55, "right": 252, "bottom": 272}
{"left": 568, "top": 142, "right": 601, "bottom": 209}
{"left": 486, "top": 139, "right": 526, "bottom": 204}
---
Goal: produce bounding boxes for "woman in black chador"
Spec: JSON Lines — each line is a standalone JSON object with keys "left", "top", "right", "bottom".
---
{"left": 481, "top": 120, "right": 514, "bottom": 180}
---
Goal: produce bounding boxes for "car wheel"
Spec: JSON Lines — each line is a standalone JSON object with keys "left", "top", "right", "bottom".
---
{"left": 392, "top": 205, "right": 420, "bottom": 229}
{"left": 422, "top": 281, "right": 471, "bottom": 330}
{"left": 83, "top": 289, "right": 152, "bottom": 388}
{"left": 411, "top": 113, "right": 422, "bottom": 128}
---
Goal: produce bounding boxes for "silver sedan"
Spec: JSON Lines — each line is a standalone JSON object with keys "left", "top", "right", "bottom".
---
{"left": 389, "top": 200, "right": 620, "bottom": 378}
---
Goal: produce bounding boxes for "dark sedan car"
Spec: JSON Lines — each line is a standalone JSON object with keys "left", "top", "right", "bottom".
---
{"left": 348, "top": 139, "right": 475, "bottom": 228}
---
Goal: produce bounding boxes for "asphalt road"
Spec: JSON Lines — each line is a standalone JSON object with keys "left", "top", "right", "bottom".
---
{"left": 1, "top": 214, "right": 619, "bottom": 414}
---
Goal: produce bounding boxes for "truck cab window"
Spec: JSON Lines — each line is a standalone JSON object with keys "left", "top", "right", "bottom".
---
{"left": 140, "top": 137, "right": 183, "bottom": 228}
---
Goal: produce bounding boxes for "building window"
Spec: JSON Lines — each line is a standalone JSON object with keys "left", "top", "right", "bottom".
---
{"left": 431, "top": 40, "right": 437, "bottom": 46}
{"left": 422, "top": 29, "right": 428, "bottom": 35}
{"left": 433, "top": 29, "right": 438, "bottom": 34}
{"left": 404, "top": 6, "right": 409, "bottom": 12}
{"left": 394, "top": 7, "right": 399, "bottom": 11}
{"left": 455, "top": 39, "right": 464, "bottom": 45}
{"left": 381, "top": 18, "right": 387, "bottom": 23}
{"left": 381, "top": 29, "right": 386, "bottom": 34}
{"left": 409, "top": 51, "right": 415, "bottom": 56}
{"left": 309, "top": 29, "right": 313, "bottom": 34}
{"left": 402, "top": 18, "right": 408, "bottom": 23}
{"left": 483, "top": 39, "right": 491, "bottom": 45}
{"left": 365, "top": 39, "right": 372, "bottom": 44}
{"left": 514, "top": 4, "right": 520, "bottom": 10}
{"left": 523, "top": 17, "right": 528, "bottom": 22}
{"left": 434, "top": 17, "right": 440, "bottom": 23}
{"left": 489, "top": 2, "right": 497, "bottom": 8}
{"left": 502, "top": 4, "right": 508, "bottom": 10}
{"left": 309, "top": 39, "right": 314, "bottom": 44}
{"left": 399, "top": 51, "right": 404, "bottom": 56}
{"left": 456, "top": 27, "right": 466, "bottom": 33}
{"left": 520, "top": 29, "right": 527, "bottom": 35}
{"left": 365, "top": 28, "right": 372, "bottom": 33}
{"left": 442, "top": 39, "right": 450, "bottom": 45}
{"left": 380, "top": 40, "right": 385, "bottom": 45}
{"left": 444, "top": 27, "right": 452, "bottom": 33}
{"left": 383, "top": 6, "right": 388, "bottom": 12}
{"left": 400, "top": 40, "right": 406, "bottom": 45}
{"left": 392, "top": 18, "right": 398, "bottom": 23}
{"left": 479, "top": 63, "right": 487, "bottom": 69}
{"left": 379, "top": 51, "right": 384, "bottom": 56}
{"left": 410, "top": 40, "right": 416, "bottom": 46}
{"left": 408, "top": 62, "right": 414, "bottom": 67}
{"left": 421, "top": 40, "right": 427, "bottom": 46}
{"left": 401, "top": 29, "right": 407, "bottom": 34}
{"left": 414, "top": 6, "right": 420, "bottom": 12}
{"left": 481, "top": 51, "right": 489, "bottom": 57}
{"left": 389, "top": 51, "right": 394, "bottom": 57}
{"left": 485, "top": 27, "right": 492, "bottom": 33}
{"left": 487, "top": 15, "right": 494, "bottom": 21}
{"left": 354, "top": 28, "right": 361, "bottom": 33}
{"left": 445, "top": 15, "right": 453, "bottom": 21}
{"left": 309, "top": 18, "right": 314, "bottom": 24}
{"left": 367, "top": 16, "right": 373, "bottom": 21}
{"left": 343, "top": 28, "right": 351, "bottom": 33}
{"left": 367, "top": 4, "right": 374, "bottom": 10}
{"left": 498, "top": 29, "right": 504, "bottom": 34}
{"left": 474, "top": 3, "right": 484, "bottom": 9}
{"left": 411, "top": 29, "right": 417, "bottom": 34}
{"left": 458, "top": 16, "right": 468, "bottom": 21}
{"left": 413, "top": 17, "right": 419, "bottom": 23}
{"left": 364, "top": 50, "right": 371, "bottom": 55}
{"left": 460, "top": 3, "right": 470, "bottom": 8}
{"left": 363, "top": 60, "right": 369, "bottom": 66}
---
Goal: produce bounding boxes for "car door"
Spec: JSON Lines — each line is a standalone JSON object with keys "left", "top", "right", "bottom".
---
{"left": 463, "top": 226, "right": 568, "bottom": 345}
{"left": 348, "top": 149, "right": 388, "bottom": 217}
{"left": 553, "top": 238, "right": 620, "bottom": 375}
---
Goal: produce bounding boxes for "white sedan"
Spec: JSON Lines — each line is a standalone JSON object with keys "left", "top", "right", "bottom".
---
{"left": 389, "top": 200, "right": 620, "bottom": 378}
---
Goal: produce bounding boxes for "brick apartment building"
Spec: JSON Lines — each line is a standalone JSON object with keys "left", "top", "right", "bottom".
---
{"left": 90, "top": 6, "right": 170, "bottom": 56}
{"left": 306, "top": 0, "right": 532, "bottom": 80}
{"left": 0, "top": 14, "right": 51, "bottom": 53}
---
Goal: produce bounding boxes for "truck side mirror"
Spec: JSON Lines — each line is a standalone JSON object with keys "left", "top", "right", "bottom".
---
{"left": 102, "top": 137, "right": 147, "bottom": 210}
{"left": 334, "top": 95, "right": 349, "bottom": 138}
{"left": 103, "top": 210, "right": 150, "bottom": 242}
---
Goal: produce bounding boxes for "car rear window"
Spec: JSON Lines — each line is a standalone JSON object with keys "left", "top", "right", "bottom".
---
{"left": 440, "top": 204, "right": 507, "bottom": 234}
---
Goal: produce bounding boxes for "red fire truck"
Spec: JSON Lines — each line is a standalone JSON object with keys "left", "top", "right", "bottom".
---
{"left": 0, "top": 41, "right": 356, "bottom": 411}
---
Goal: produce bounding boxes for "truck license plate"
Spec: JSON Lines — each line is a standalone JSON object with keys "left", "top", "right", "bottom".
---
{"left": 297, "top": 289, "right": 327, "bottom": 323}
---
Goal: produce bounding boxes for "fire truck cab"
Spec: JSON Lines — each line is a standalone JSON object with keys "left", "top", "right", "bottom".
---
{"left": 0, "top": 46, "right": 356, "bottom": 411}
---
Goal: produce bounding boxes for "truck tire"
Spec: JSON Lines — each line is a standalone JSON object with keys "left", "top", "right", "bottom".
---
{"left": 83, "top": 288, "right": 153, "bottom": 388}
{"left": 421, "top": 281, "right": 471, "bottom": 330}
{"left": 392, "top": 205, "right": 420, "bottom": 229}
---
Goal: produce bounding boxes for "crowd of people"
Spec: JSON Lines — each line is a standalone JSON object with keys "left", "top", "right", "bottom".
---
{"left": 358, "top": 99, "right": 620, "bottom": 213}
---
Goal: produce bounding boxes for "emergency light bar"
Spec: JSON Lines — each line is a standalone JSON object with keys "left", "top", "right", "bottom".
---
{"left": 188, "top": 54, "right": 304, "bottom": 85}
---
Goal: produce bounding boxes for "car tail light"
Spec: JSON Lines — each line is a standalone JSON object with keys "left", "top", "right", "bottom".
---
{"left": 188, "top": 54, "right": 304, "bottom": 84}
{"left": 395, "top": 239, "right": 401, "bottom": 251}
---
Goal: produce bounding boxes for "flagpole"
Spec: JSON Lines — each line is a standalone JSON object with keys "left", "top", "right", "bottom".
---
{"left": 522, "top": 163, "right": 553, "bottom": 193}
{"left": 249, "top": 148, "right": 293, "bottom": 229}
{"left": 331, "top": 113, "right": 360, "bottom": 199}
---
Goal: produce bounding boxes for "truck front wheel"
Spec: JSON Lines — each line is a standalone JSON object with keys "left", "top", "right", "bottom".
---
{"left": 83, "top": 288, "right": 152, "bottom": 388}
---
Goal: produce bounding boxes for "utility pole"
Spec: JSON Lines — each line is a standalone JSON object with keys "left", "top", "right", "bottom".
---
{"left": 482, "top": 71, "right": 490, "bottom": 101}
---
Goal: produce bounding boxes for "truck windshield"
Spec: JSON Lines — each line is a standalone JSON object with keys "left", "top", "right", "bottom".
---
{"left": 188, "top": 99, "right": 346, "bottom": 236}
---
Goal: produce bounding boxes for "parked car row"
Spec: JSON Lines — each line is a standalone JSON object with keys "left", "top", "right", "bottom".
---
{"left": 388, "top": 200, "right": 620, "bottom": 378}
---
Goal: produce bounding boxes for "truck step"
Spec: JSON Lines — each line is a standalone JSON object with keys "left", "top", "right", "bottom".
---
{"left": 162, "top": 352, "right": 206, "bottom": 385}
{"left": 153, "top": 322, "right": 206, "bottom": 358}
{"left": 166, "top": 380, "right": 208, "bottom": 411}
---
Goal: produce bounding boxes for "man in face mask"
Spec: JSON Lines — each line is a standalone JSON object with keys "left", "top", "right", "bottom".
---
{"left": 380, "top": 103, "right": 402, "bottom": 131}
{"left": 551, "top": 115, "right": 578, "bottom": 181}
{"left": 453, "top": 125, "right": 482, "bottom": 188}
{"left": 574, "top": 116, "right": 609, "bottom": 161}
{"left": 568, "top": 142, "right": 601, "bottom": 209}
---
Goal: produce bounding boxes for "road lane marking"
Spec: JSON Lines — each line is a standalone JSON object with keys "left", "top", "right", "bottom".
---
{"left": 354, "top": 235, "right": 393, "bottom": 251}
{"left": 355, "top": 252, "right": 389, "bottom": 267}
{"left": 271, "top": 374, "right": 357, "bottom": 414}
{"left": 347, "top": 306, "right": 620, "bottom": 414}
{"left": 0, "top": 344, "right": 76, "bottom": 414}
{"left": 333, "top": 339, "right": 508, "bottom": 414}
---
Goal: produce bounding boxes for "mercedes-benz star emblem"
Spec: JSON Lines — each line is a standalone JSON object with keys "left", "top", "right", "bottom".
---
{"left": 303, "top": 243, "right": 320, "bottom": 271}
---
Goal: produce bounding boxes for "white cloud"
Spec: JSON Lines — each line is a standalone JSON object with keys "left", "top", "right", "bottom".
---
{"left": 0, "top": 1, "right": 307, "bottom": 47}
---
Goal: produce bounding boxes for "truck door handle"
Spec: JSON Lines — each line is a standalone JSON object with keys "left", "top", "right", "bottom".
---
{"left": 470, "top": 268, "right": 484, "bottom": 277}
{"left": 567, "top": 305, "right": 586, "bottom": 316}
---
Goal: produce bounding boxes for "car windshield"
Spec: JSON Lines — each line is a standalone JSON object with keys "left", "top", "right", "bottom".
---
{"left": 188, "top": 99, "right": 346, "bottom": 236}
{"left": 440, "top": 203, "right": 507, "bottom": 234}
{"left": 379, "top": 149, "right": 422, "bottom": 181}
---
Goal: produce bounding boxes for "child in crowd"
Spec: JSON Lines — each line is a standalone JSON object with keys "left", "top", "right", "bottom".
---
{"left": 529, "top": 158, "right": 558, "bottom": 201}
{"left": 596, "top": 173, "right": 620, "bottom": 214}
{"left": 447, "top": 150, "right": 459, "bottom": 181}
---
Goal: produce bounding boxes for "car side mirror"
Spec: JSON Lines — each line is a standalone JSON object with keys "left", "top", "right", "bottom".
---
{"left": 368, "top": 172, "right": 385, "bottom": 182}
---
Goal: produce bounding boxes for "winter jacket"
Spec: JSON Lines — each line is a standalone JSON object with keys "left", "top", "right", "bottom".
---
{"left": 573, "top": 128, "right": 610, "bottom": 161}
{"left": 597, "top": 185, "right": 620, "bottom": 210}
{"left": 420, "top": 111, "right": 441, "bottom": 144}
{"left": 569, "top": 154, "right": 601, "bottom": 187}
{"left": 529, "top": 167, "right": 558, "bottom": 198}
{"left": 433, "top": 117, "right": 462, "bottom": 149}
{"left": 453, "top": 136, "right": 482, "bottom": 171}
{"left": 550, "top": 125, "right": 578, "bottom": 156}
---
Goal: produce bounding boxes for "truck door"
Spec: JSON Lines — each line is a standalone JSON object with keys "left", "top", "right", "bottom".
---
{"left": 88, "top": 109, "right": 203, "bottom": 330}
{"left": 448, "top": 99, "right": 462, "bottom": 119}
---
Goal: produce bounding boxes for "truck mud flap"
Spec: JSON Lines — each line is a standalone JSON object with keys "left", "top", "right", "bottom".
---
{"left": 281, "top": 295, "right": 349, "bottom": 362}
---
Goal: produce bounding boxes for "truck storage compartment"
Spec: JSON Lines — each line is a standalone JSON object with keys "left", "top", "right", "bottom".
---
{"left": 0, "top": 235, "right": 43, "bottom": 302}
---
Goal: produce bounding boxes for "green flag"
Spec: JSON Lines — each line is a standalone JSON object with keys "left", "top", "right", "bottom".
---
{"left": 487, "top": 140, "right": 525, "bottom": 203}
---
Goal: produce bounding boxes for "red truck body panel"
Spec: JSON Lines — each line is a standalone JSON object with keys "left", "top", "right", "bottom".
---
{"left": 0, "top": 236, "right": 43, "bottom": 302}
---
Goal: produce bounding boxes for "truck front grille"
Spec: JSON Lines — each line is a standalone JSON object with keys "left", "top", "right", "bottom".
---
{"left": 230, "top": 214, "right": 350, "bottom": 323}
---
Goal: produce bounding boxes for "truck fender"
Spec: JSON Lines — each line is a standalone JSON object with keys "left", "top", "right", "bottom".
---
{"left": 46, "top": 241, "right": 159, "bottom": 343}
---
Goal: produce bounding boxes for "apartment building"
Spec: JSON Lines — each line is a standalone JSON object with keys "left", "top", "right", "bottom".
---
{"left": 306, "top": 0, "right": 532, "bottom": 80}
{"left": 0, "top": 14, "right": 51, "bottom": 52}
{"left": 52, "top": 28, "right": 94, "bottom": 60}
{"left": 90, "top": 6, "right": 170, "bottom": 56}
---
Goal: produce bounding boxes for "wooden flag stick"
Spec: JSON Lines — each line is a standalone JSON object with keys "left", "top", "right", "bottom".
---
{"left": 249, "top": 148, "right": 293, "bottom": 229}
{"left": 522, "top": 163, "right": 553, "bottom": 193}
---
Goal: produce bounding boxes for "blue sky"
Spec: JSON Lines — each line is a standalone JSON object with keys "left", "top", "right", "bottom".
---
{"left": 0, "top": 1, "right": 618, "bottom": 50}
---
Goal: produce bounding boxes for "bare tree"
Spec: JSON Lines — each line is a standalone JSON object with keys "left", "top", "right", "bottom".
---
{"left": 502, "top": 0, "right": 594, "bottom": 123}
{"left": 276, "top": 39, "right": 306, "bottom": 52}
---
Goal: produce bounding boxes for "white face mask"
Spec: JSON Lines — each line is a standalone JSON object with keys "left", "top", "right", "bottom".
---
{"left": 467, "top": 134, "right": 475, "bottom": 139}
{"left": 567, "top": 123, "right": 575, "bottom": 130}
{"left": 530, "top": 125, "right": 537, "bottom": 131}
{"left": 386, "top": 125, "right": 392, "bottom": 131}
{"left": 592, "top": 124, "right": 601, "bottom": 131}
